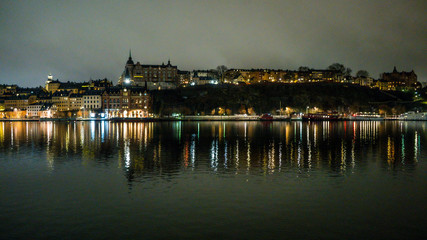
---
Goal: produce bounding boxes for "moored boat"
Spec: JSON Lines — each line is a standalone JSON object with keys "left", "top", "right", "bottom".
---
{"left": 349, "top": 112, "right": 384, "bottom": 121}
{"left": 398, "top": 112, "right": 427, "bottom": 121}
{"left": 303, "top": 113, "right": 340, "bottom": 121}
{"left": 259, "top": 113, "right": 273, "bottom": 121}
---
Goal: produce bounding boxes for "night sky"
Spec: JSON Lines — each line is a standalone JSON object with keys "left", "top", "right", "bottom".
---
{"left": 1, "top": 0, "right": 426, "bottom": 87}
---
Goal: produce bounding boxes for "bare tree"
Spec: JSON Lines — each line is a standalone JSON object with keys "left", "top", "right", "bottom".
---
{"left": 328, "top": 63, "right": 352, "bottom": 76}
{"left": 356, "top": 70, "right": 369, "bottom": 78}
{"left": 216, "top": 65, "right": 228, "bottom": 83}
{"left": 298, "top": 66, "right": 310, "bottom": 72}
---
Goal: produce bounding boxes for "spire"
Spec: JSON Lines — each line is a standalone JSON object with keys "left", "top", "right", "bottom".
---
{"left": 167, "top": 58, "right": 171, "bottom": 66}
{"left": 126, "top": 49, "right": 134, "bottom": 65}
{"left": 393, "top": 66, "right": 397, "bottom": 72}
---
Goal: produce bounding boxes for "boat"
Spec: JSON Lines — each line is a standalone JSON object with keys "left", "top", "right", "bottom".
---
{"left": 303, "top": 113, "right": 340, "bottom": 121}
{"left": 290, "top": 113, "right": 303, "bottom": 120}
{"left": 349, "top": 112, "right": 384, "bottom": 121}
{"left": 398, "top": 112, "right": 427, "bottom": 121}
{"left": 259, "top": 113, "right": 273, "bottom": 121}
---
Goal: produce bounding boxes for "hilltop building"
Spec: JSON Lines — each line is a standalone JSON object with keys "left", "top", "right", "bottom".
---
{"left": 379, "top": 67, "right": 419, "bottom": 91}
{"left": 118, "top": 51, "right": 178, "bottom": 90}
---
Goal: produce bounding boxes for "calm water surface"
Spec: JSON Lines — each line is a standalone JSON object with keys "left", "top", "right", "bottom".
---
{"left": 0, "top": 121, "right": 426, "bottom": 239}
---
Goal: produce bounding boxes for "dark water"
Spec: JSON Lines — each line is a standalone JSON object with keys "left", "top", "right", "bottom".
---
{"left": 0, "top": 121, "right": 426, "bottom": 239}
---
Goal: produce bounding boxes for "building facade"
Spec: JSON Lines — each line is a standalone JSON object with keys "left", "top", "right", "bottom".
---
{"left": 102, "top": 87, "right": 151, "bottom": 118}
{"left": 380, "top": 67, "right": 418, "bottom": 91}
{"left": 82, "top": 90, "right": 102, "bottom": 110}
{"left": 118, "top": 51, "right": 178, "bottom": 90}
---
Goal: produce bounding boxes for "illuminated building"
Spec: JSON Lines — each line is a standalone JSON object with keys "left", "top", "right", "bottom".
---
{"left": 191, "top": 70, "right": 219, "bottom": 85}
{"left": 27, "top": 103, "right": 55, "bottom": 118}
{"left": 379, "top": 67, "right": 419, "bottom": 91}
{"left": 52, "top": 90, "right": 72, "bottom": 111}
{"left": 118, "top": 51, "right": 178, "bottom": 90}
{"left": 102, "top": 86, "right": 151, "bottom": 118}
{"left": 354, "top": 76, "right": 374, "bottom": 87}
{"left": 68, "top": 94, "right": 82, "bottom": 111}
{"left": 82, "top": 90, "right": 102, "bottom": 110}
{"left": 177, "top": 70, "right": 191, "bottom": 85}
{"left": 225, "top": 69, "right": 342, "bottom": 84}
{"left": 3, "top": 95, "right": 37, "bottom": 110}
{"left": 45, "top": 74, "right": 61, "bottom": 93}
{"left": 27, "top": 103, "right": 43, "bottom": 118}
{"left": 0, "top": 85, "right": 18, "bottom": 97}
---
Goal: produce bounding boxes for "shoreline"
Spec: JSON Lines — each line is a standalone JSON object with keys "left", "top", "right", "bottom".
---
{"left": 1, "top": 117, "right": 426, "bottom": 122}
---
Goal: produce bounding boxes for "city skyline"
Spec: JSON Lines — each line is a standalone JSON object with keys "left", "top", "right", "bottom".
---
{"left": 1, "top": 0, "right": 426, "bottom": 87}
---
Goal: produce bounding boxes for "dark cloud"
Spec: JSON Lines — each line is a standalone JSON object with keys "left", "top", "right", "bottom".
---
{"left": 1, "top": 0, "right": 426, "bottom": 87}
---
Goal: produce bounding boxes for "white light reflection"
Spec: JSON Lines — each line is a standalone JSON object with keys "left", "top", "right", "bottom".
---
{"left": 278, "top": 141, "right": 282, "bottom": 172}
{"left": 401, "top": 134, "right": 405, "bottom": 164}
{"left": 235, "top": 139, "right": 239, "bottom": 172}
{"left": 307, "top": 124, "right": 311, "bottom": 169}
{"left": 90, "top": 121, "right": 95, "bottom": 140}
{"left": 224, "top": 140, "right": 228, "bottom": 169}
{"left": 268, "top": 141, "right": 275, "bottom": 173}
{"left": 190, "top": 134, "right": 196, "bottom": 169}
{"left": 210, "top": 139, "right": 218, "bottom": 171}
{"left": 247, "top": 141, "right": 251, "bottom": 173}
{"left": 124, "top": 140, "right": 130, "bottom": 169}
{"left": 351, "top": 140, "right": 355, "bottom": 169}
{"left": 414, "top": 131, "right": 419, "bottom": 162}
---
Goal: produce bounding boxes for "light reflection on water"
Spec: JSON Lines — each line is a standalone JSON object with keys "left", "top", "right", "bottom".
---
{"left": 0, "top": 121, "right": 425, "bottom": 176}
{"left": 0, "top": 121, "right": 426, "bottom": 239}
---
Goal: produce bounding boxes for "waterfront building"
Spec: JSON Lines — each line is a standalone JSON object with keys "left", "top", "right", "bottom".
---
{"left": 27, "top": 103, "right": 44, "bottom": 118}
{"left": 38, "top": 103, "right": 56, "bottom": 118}
{"left": 52, "top": 90, "right": 71, "bottom": 111}
{"left": 102, "top": 86, "right": 151, "bottom": 118}
{"left": 3, "top": 95, "right": 37, "bottom": 110}
{"left": 118, "top": 51, "right": 178, "bottom": 90}
{"left": 68, "top": 94, "right": 83, "bottom": 111}
{"left": 82, "top": 90, "right": 102, "bottom": 110}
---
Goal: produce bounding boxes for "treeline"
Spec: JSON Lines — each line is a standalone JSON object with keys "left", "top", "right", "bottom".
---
{"left": 151, "top": 83, "right": 415, "bottom": 116}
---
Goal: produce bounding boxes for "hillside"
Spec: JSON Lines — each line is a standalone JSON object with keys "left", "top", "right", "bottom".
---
{"left": 151, "top": 83, "right": 416, "bottom": 116}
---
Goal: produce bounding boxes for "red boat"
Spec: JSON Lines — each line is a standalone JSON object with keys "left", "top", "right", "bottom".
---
{"left": 260, "top": 113, "right": 273, "bottom": 121}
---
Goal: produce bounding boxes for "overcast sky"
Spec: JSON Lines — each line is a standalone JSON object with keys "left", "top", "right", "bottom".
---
{"left": 0, "top": 0, "right": 426, "bottom": 87}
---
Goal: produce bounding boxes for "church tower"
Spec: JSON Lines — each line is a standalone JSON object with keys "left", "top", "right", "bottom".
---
{"left": 119, "top": 50, "right": 135, "bottom": 86}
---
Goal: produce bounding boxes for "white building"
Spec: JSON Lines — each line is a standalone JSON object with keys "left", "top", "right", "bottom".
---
{"left": 27, "top": 103, "right": 43, "bottom": 118}
{"left": 82, "top": 90, "right": 102, "bottom": 110}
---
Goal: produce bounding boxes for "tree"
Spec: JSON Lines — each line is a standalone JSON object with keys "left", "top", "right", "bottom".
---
{"left": 298, "top": 66, "right": 310, "bottom": 72}
{"left": 328, "top": 63, "right": 352, "bottom": 76}
{"left": 216, "top": 65, "right": 228, "bottom": 83}
{"left": 356, "top": 70, "right": 369, "bottom": 78}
